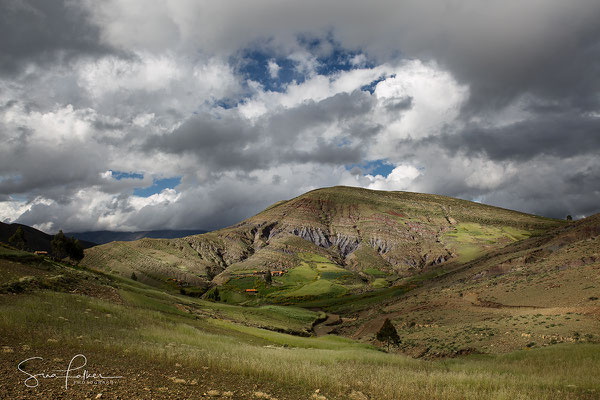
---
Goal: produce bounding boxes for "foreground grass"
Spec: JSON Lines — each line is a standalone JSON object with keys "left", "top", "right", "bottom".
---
{"left": 1, "top": 288, "right": 598, "bottom": 399}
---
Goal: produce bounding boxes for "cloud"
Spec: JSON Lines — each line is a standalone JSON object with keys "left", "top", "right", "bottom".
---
{"left": 143, "top": 88, "right": 382, "bottom": 174}
{"left": 346, "top": 165, "right": 422, "bottom": 191}
{"left": 82, "top": 0, "right": 600, "bottom": 110}
{"left": 437, "top": 114, "right": 600, "bottom": 162}
{"left": 267, "top": 59, "right": 280, "bottom": 78}
{"left": 0, "top": 0, "right": 117, "bottom": 76}
{"left": 0, "top": 0, "right": 599, "bottom": 232}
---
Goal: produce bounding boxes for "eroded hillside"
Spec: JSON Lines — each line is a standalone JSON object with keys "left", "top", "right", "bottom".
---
{"left": 81, "top": 186, "right": 562, "bottom": 302}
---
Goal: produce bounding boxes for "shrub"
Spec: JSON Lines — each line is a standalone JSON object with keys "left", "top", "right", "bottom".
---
{"left": 377, "top": 318, "right": 401, "bottom": 351}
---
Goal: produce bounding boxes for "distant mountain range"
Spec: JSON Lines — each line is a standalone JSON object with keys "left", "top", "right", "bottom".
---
{"left": 67, "top": 229, "right": 208, "bottom": 245}
{"left": 0, "top": 222, "right": 207, "bottom": 251}
{"left": 0, "top": 222, "right": 96, "bottom": 251}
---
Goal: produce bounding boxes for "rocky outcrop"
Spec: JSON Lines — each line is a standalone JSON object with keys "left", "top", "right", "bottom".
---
{"left": 186, "top": 235, "right": 254, "bottom": 268}
{"left": 259, "top": 222, "right": 278, "bottom": 241}
{"left": 332, "top": 235, "right": 360, "bottom": 257}
{"left": 188, "top": 240, "right": 227, "bottom": 267}
{"left": 286, "top": 226, "right": 361, "bottom": 257}
{"left": 291, "top": 226, "right": 332, "bottom": 248}
{"left": 368, "top": 237, "right": 392, "bottom": 254}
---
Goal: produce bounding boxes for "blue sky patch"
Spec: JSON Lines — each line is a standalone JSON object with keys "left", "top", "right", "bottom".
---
{"left": 133, "top": 176, "right": 181, "bottom": 197}
{"left": 361, "top": 75, "right": 387, "bottom": 94}
{"left": 346, "top": 159, "right": 395, "bottom": 177}
{"left": 234, "top": 49, "right": 304, "bottom": 92}
{"left": 111, "top": 170, "right": 143, "bottom": 180}
{"left": 213, "top": 98, "right": 240, "bottom": 110}
{"left": 234, "top": 36, "right": 373, "bottom": 93}
{"left": 316, "top": 48, "right": 370, "bottom": 76}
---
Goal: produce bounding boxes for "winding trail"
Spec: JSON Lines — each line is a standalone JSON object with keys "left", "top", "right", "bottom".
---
{"left": 312, "top": 313, "right": 341, "bottom": 336}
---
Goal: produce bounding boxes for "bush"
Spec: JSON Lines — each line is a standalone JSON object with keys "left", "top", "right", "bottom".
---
{"left": 8, "top": 226, "right": 26, "bottom": 250}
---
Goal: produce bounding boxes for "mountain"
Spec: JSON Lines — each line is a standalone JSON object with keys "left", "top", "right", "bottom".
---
{"left": 67, "top": 229, "right": 208, "bottom": 245}
{"left": 0, "top": 222, "right": 96, "bottom": 252}
{"left": 81, "top": 186, "right": 563, "bottom": 297}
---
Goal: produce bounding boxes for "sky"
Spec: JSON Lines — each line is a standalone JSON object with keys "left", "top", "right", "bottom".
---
{"left": 1, "top": 0, "right": 599, "bottom": 233}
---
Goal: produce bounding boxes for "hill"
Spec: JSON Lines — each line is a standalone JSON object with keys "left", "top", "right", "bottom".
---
{"left": 81, "top": 186, "right": 562, "bottom": 303}
{"left": 67, "top": 229, "right": 208, "bottom": 245}
{"left": 0, "top": 222, "right": 96, "bottom": 252}
{"left": 339, "top": 212, "right": 600, "bottom": 357}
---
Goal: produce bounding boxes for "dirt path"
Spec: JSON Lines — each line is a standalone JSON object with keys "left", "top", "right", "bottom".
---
{"left": 312, "top": 313, "right": 341, "bottom": 336}
{"left": 463, "top": 292, "right": 544, "bottom": 309}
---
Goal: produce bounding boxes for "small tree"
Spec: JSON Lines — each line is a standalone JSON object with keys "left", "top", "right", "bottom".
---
{"left": 51, "top": 231, "right": 84, "bottom": 261}
{"left": 566, "top": 215, "right": 573, "bottom": 221}
{"left": 51, "top": 230, "right": 68, "bottom": 259}
{"left": 67, "top": 238, "right": 84, "bottom": 261}
{"left": 131, "top": 272, "right": 138, "bottom": 281}
{"left": 265, "top": 269, "right": 272, "bottom": 284}
{"left": 8, "top": 226, "right": 26, "bottom": 250}
{"left": 376, "top": 318, "right": 401, "bottom": 351}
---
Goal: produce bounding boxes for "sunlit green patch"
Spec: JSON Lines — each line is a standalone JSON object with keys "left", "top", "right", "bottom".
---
{"left": 282, "top": 279, "right": 347, "bottom": 298}
{"left": 316, "top": 263, "right": 352, "bottom": 280}
{"left": 372, "top": 278, "right": 390, "bottom": 288}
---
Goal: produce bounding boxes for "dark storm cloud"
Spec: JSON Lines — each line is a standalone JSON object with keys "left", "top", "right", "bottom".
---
{"left": 0, "top": 0, "right": 116, "bottom": 76}
{"left": 267, "top": 91, "right": 377, "bottom": 142}
{"left": 432, "top": 14, "right": 600, "bottom": 114}
{"left": 0, "top": 142, "right": 104, "bottom": 196}
{"left": 144, "top": 91, "right": 378, "bottom": 172}
{"left": 436, "top": 114, "right": 600, "bottom": 162}
{"left": 159, "top": 0, "right": 600, "bottom": 114}
{"left": 143, "top": 113, "right": 263, "bottom": 171}
{"left": 282, "top": 140, "right": 363, "bottom": 165}
{"left": 0, "top": 114, "right": 148, "bottom": 200}
{"left": 336, "top": 1, "right": 600, "bottom": 114}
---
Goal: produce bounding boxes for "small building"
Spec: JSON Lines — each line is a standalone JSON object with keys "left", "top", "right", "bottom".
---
{"left": 245, "top": 289, "right": 258, "bottom": 294}
{"left": 271, "top": 270, "right": 285, "bottom": 276}
{"left": 34, "top": 251, "right": 48, "bottom": 256}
